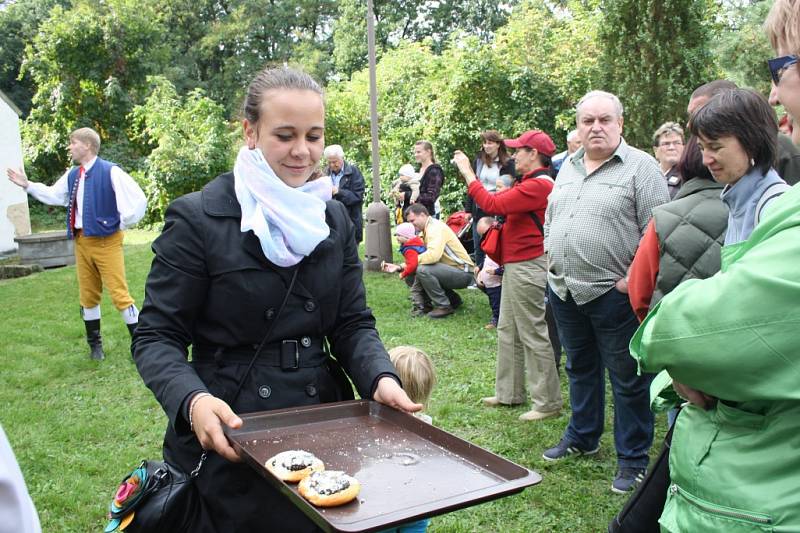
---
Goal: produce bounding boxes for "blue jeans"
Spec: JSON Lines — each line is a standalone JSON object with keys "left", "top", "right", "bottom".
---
{"left": 471, "top": 208, "right": 486, "bottom": 268}
{"left": 548, "top": 286, "right": 654, "bottom": 469}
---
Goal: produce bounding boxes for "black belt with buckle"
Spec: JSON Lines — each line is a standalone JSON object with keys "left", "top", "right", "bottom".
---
{"left": 192, "top": 337, "right": 325, "bottom": 371}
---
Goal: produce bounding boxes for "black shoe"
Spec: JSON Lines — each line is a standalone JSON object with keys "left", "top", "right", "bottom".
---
{"left": 447, "top": 291, "right": 463, "bottom": 309}
{"left": 542, "top": 438, "right": 600, "bottom": 461}
{"left": 127, "top": 323, "right": 137, "bottom": 337}
{"left": 84, "top": 319, "right": 105, "bottom": 361}
{"left": 611, "top": 467, "right": 646, "bottom": 494}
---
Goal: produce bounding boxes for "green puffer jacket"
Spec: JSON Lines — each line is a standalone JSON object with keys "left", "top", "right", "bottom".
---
{"left": 630, "top": 184, "right": 800, "bottom": 532}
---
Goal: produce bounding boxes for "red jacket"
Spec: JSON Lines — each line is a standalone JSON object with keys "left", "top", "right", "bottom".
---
{"left": 399, "top": 236, "right": 426, "bottom": 278}
{"left": 468, "top": 168, "right": 553, "bottom": 264}
{"left": 627, "top": 221, "right": 660, "bottom": 322}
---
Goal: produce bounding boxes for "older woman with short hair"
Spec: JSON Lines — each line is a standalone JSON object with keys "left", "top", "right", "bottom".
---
{"left": 689, "top": 88, "right": 789, "bottom": 244}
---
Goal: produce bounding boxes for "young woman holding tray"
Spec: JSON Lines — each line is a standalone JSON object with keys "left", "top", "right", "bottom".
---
{"left": 133, "top": 66, "right": 421, "bottom": 532}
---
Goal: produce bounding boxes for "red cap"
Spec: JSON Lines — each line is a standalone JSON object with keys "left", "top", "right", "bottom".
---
{"left": 504, "top": 130, "right": 557, "bottom": 157}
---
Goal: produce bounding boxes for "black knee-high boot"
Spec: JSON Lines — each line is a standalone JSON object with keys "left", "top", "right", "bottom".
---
{"left": 84, "top": 319, "right": 105, "bottom": 360}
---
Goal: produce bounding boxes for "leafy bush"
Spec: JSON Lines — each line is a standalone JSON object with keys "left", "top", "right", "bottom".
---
{"left": 129, "top": 77, "right": 235, "bottom": 223}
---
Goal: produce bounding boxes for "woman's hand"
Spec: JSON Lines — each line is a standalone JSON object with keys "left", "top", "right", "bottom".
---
{"left": 190, "top": 394, "right": 243, "bottom": 462}
{"left": 673, "top": 381, "right": 717, "bottom": 410}
{"left": 451, "top": 151, "right": 476, "bottom": 184}
{"left": 373, "top": 376, "right": 423, "bottom": 413}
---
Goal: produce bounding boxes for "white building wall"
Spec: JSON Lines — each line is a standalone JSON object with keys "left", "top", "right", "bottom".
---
{"left": 0, "top": 97, "right": 30, "bottom": 253}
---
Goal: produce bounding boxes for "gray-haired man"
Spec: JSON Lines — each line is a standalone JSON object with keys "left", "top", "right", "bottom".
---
{"left": 324, "top": 145, "right": 366, "bottom": 243}
{"left": 542, "top": 91, "right": 669, "bottom": 494}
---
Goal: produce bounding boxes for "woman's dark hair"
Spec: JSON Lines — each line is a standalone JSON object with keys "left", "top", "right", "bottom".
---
{"left": 676, "top": 136, "right": 714, "bottom": 184}
{"left": 242, "top": 66, "right": 323, "bottom": 125}
{"left": 688, "top": 88, "right": 778, "bottom": 174}
{"left": 479, "top": 130, "right": 511, "bottom": 167}
{"left": 415, "top": 140, "right": 436, "bottom": 164}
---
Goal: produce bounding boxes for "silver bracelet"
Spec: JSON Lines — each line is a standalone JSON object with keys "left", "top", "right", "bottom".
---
{"left": 189, "top": 392, "right": 212, "bottom": 432}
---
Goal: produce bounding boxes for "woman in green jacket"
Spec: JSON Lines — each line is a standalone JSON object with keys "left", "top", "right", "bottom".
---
{"left": 630, "top": 178, "right": 800, "bottom": 530}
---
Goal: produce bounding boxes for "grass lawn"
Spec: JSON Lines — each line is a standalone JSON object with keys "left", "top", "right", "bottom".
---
{"left": 0, "top": 230, "right": 666, "bottom": 532}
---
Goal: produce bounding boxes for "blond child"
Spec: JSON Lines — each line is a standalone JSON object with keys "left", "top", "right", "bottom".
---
{"left": 383, "top": 346, "right": 436, "bottom": 533}
{"left": 388, "top": 346, "right": 436, "bottom": 424}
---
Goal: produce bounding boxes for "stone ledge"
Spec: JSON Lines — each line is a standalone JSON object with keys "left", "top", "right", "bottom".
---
{"left": 0, "top": 263, "right": 44, "bottom": 280}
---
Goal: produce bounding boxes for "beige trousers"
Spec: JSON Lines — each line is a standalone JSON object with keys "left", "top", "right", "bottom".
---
{"left": 494, "top": 256, "right": 562, "bottom": 412}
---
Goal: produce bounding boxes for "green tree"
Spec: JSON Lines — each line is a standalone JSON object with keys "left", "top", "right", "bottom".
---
{"left": 196, "top": 0, "right": 337, "bottom": 111}
{"left": 715, "top": 0, "right": 774, "bottom": 95}
{"left": 129, "top": 77, "right": 235, "bottom": 222}
{"left": 0, "top": 0, "right": 71, "bottom": 116}
{"left": 331, "top": 0, "right": 518, "bottom": 79}
{"left": 599, "top": 0, "right": 718, "bottom": 148}
{"left": 19, "top": 0, "right": 171, "bottom": 181}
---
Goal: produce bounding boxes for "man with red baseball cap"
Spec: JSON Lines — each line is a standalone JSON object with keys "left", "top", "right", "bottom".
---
{"left": 452, "top": 129, "right": 563, "bottom": 423}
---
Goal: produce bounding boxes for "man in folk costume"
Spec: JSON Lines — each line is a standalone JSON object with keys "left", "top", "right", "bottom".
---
{"left": 7, "top": 127, "right": 147, "bottom": 360}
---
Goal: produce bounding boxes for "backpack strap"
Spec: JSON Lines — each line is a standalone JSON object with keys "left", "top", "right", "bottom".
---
{"left": 529, "top": 212, "right": 544, "bottom": 236}
{"left": 756, "top": 181, "right": 791, "bottom": 223}
{"left": 527, "top": 174, "right": 552, "bottom": 236}
{"left": 443, "top": 244, "right": 471, "bottom": 272}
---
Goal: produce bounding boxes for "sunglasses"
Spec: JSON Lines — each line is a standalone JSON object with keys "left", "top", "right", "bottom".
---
{"left": 768, "top": 55, "right": 798, "bottom": 85}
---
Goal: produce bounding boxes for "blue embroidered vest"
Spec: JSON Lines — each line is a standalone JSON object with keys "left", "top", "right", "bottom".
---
{"left": 65, "top": 157, "right": 120, "bottom": 238}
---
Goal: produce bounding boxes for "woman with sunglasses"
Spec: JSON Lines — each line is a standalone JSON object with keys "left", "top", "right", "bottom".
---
{"left": 766, "top": 0, "right": 800, "bottom": 146}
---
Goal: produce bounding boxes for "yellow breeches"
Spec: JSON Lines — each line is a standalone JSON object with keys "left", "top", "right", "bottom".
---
{"left": 74, "top": 230, "right": 134, "bottom": 310}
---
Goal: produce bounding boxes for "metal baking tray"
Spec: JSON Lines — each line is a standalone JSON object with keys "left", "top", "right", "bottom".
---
{"left": 225, "top": 400, "right": 542, "bottom": 532}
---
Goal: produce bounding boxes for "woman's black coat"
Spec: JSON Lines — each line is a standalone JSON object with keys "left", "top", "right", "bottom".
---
{"left": 133, "top": 173, "right": 398, "bottom": 532}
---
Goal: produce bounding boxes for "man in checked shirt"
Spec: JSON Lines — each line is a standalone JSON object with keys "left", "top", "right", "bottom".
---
{"left": 541, "top": 91, "right": 669, "bottom": 494}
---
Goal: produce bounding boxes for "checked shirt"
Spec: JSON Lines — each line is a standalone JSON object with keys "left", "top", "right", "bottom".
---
{"left": 544, "top": 138, "right": 669, "bottom": 306}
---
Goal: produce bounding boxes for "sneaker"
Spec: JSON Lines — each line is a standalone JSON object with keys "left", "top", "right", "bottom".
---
{"left": 427, "top": 306, "right": 455, "bottom": 319}
{"left": 611, "top": 467, "right": 646, "bottom": 494}
{"left": 518, "top": 409, "right": 561, "bottom": 421}
{"left": 542, "top": 438, "right": 600, "bottom": 461}
{"left": 484, "top": 322, "right": 496, "bottom": 330}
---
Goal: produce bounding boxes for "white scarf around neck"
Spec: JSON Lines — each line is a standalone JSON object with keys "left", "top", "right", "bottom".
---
{"left": 233, "top": 146, "right": 332, "bottom": 267}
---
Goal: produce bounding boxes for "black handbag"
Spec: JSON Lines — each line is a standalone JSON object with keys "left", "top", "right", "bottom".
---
{"left": 608, "top": 418, "right": 676, "bottom": 533}
{"left": 106, "top": 459, "right": 200, "bottom": 532}
{"left": 106, "top": 269, "right": 300, "bottom": 533}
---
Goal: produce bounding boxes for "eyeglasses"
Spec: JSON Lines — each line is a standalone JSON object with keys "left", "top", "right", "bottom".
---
{"left": 658, "top": 140, "right": 683, "bottom": 148}
{"left": 768, "top": 55, "right": 798, "bottom": 85}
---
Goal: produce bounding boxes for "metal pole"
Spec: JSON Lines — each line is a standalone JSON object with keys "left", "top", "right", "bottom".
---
{"left": 363, "top": 0, "right": 393, "bottom": 271}
{"left": 367, "top": 0, "right": 380, "bottom": 200}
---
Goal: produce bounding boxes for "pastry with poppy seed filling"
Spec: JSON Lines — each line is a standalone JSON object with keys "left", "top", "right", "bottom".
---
{"left": 265, "top": 450, "right": 325, "bottom": 483}
{"left": 298, "top": 470, "right": 360, "bottom": 507}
